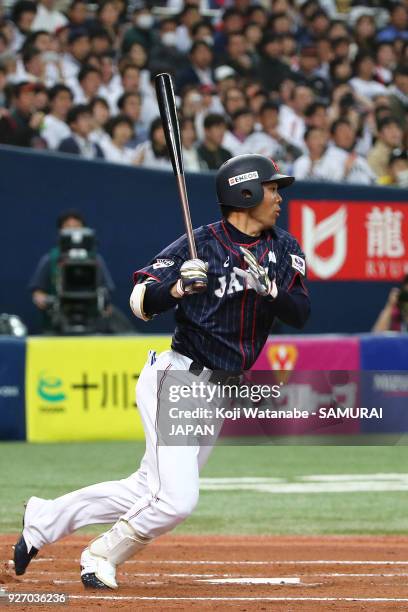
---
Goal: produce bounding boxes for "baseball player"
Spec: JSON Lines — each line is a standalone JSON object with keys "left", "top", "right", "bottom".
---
{"left": 14, "top": 154, "right": 310, "bottom": 589}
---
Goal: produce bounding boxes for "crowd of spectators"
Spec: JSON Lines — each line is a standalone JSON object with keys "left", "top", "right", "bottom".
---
{"left": 0, "top": 0, "right": 407, "bottom": 185}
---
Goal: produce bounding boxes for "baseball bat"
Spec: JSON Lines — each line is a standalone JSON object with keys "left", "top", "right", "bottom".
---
{"left": 154, "top": 73, "right": 198, "bottom": 261}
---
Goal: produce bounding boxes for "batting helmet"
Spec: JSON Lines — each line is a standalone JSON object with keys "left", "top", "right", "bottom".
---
{"left": 216, "top": 154, "right": 294, "bottom": 209}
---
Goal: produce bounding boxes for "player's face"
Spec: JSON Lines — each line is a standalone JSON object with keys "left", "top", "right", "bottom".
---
{"left": 249, "top": 182, "right": 282, "bottom": 229}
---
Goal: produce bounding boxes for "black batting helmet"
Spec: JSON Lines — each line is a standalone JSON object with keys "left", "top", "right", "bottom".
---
{"left": 216, "top": 154, "right": 294, "bottom": 209}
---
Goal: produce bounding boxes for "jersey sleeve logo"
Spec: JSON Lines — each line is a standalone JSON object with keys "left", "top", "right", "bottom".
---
{"left": 228, "top": 171, "right": 259, "bottom": 186}
{"left": 152, "top": 259, "right": 175, "bottom": 269}
{"left": 290, "top": 254, "right": 306, "bottom": 276}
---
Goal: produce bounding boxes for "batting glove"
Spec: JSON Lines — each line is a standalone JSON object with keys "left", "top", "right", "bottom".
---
{"left": 234, "top": 246, "right": 278, "bottom": 298}
{"left": 175, "top": 258, "right": 208, "bottom": 296}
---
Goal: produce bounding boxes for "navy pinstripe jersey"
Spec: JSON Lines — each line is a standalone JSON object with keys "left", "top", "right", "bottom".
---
{"left": 134, "top": 219, "right": 310, "bottom": 371}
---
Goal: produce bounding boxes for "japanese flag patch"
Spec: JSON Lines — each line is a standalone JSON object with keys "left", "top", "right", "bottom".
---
{"left": 290, "top": 254, "right": 306, "bottom": 276}
{"left": 153, "top": 259, "right": 175, "bottom": 269}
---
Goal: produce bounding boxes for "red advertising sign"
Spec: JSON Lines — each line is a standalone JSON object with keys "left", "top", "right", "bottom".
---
{"left": 289, "top": 200, "right": 408, "bottom": 281}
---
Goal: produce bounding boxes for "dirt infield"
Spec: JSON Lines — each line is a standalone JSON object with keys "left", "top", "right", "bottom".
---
{"left": 1, "top": 535, "right": 408, "bottom": 611}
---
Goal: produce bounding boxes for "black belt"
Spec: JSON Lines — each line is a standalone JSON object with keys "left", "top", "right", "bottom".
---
{"left": 189, "top": 361, "right": 241, "bottom": 386}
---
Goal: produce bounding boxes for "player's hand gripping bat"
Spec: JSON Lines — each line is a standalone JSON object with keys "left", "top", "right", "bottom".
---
{"left": 155, "top": 73, "right": 207, "bottom": 294}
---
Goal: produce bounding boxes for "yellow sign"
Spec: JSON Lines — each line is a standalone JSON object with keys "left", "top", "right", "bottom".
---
{"left": 26, "top": 336, "right": 171, "bottom": 442}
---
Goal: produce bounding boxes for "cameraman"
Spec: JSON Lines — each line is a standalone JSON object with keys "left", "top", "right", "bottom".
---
{"left": 372, "top": 275, "right": 408, "bottom": 333}
{"left": 29, "top": 210, "right": 115, "bottom": 333}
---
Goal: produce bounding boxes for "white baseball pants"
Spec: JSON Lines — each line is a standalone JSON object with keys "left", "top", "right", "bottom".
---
{"left": 23, "top": 350, "right": 217, "bottom": 551}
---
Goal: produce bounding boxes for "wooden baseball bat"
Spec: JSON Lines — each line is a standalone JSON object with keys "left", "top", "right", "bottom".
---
{"left": 154, "top": 73, "right": 198, "bottom": 261}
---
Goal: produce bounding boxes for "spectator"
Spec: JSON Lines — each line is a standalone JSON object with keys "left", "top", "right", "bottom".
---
{"left": 222, "top": 86, "right": 247, "bottom": 118}
{"left": 121, "top": 6, "right": 154, "bottom": 54}
{"left": 180, "top": 86, "right": 205, "bottom": 120}
{"left": 352, "top": 12, "right": 377, "bottom": 53}
{"left": 176, "top": 4, "right": 201, "bottom": 53}
{"left": 378, "top": 149, "right": 408, "bottom": 187}
{"left": 149, "top": 17, "right": 189, "bottom": 76}
{"left": 191, "top": 20, "right": 214, "bottom": 46}
{"left": 246, "top": 5, "right": 268, "bottom": 29}
{"left": 330, "top": 118, "right": 356, "bottom": 152}
{"left": 377, "top": 4, "right": 408, "bottom": 43}
{"left": 331, "top": 36, "right": 352, "bottom": 62}
{"left": 31, "top": 0, "right": 68, "bottom": 34}
{"left": 295, "top": 44, "right": 330, "bottom": 102}
{"left": 67, "top": 0, "right": 88, "bottom": 29}
{"left": 101, "top": 114, "right": 136, "bottom": 164}
{"left": 0, "top": 81, "right": 43, "bottom": 147}
{"left": 9, "top": 46, "right": 45, "bottom": 84}
{"left": 176, "top": 41, "right": 214, "bottom": 94}
{"left": 133, "top": 116, "right": 172, "bottom": 169}
{"left": 388, "top": 64, "right": 408, "bottom": 126}
{"left": 58, "top": 104, "right": 104, "bottom": 159}
{"left": 270, "top": 12, "right": 293, "bottom": 36}
{"left": 89, "top": 96, "right": 110, "bottom": 148}
{"left": 372, "top": 276, "right": 408, "bottom": 332}
{"left": 305, "top": 102, "right": 329, "bottom": 130}
{"left": 214, "top": 65, "right": 238, "bottom": 96}
{"left": 219, "top": 32, "right": 255, "bottom": 79}
{"left": 279, "top": 84, "right": 314, "bottom": 151}
{"left": 0, "top": 65, "right": 7, "bottom": 107}
{"left": 330, "top": 57, "right": 353, "bottom": 87}
{"left": 92, "top": 0, "right": 120, "bottom": 49}
{"left": 98, "top": 53, "right": 120, "bottom": 102}
{"left": 293, "top": 126, "right": 375, "bottom": 184}
{"left": 213, "top": 8, "right": 245, "bottom": 55}
{"left": 197, "top": 113, "right": 231, "bottom": 170}
{"left": 328, "top": 19, "right": 349, "bottom": 42}
{"left": 90, "top": 29, "right": 112, "bottom": 56}
{"left": 367, "top": 117, "right": 403, "bottom": 179}
{"left": 9, "top": 0, "right": 37, "bottom": 53}
{"left": 41, "top": 83, "right": 72, "bottom": 149}
{"left": 71, "top": 64, "right": 102, "bottom": 103}
{"left": 375, "top": 42, "right": 396, "bottom": 85}
{"left": 350, "top": 52, "right": 388, "bottom": 100}
{"left": 61, "top": 29, "right": 91, "bottom": 81}
{"left": 112, "top": 63, "right": 156, "bottom": 125}
{"left": 256, "top": 34, "right": 293, "bottom": 92}
{"left": 308, "top": 10, "right": 331, "bottom": 42}
{"left": 223, "top": 107, "right": 255, "bottom": 155}
{"left": 243, "top": 21, "right": 263, "bottom": 57}
{"left": 243, "top": 101, "right": 282, "bottom": 159}
{"left": 181, "top": 117, "right": 200, "bottom": 172}
{"left": 117, "top": 91, "right": 148, "bottom": 146}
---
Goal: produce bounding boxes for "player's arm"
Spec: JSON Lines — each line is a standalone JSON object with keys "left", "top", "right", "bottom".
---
{"left": 130, "top": 242, "right": 208, "bottom": 320}
{"left": 234, "top": 244, "right": 311, "bottom": 329}
{"left": 270, "top": 276, "right": 310, "bottom": 329}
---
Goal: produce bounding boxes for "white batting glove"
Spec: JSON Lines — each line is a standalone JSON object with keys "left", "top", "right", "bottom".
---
{"left": 234, "top": 247, "right": 278, "bottom": 298}
{"left": 175, "top": 258, "right": 208, "bottom": 296}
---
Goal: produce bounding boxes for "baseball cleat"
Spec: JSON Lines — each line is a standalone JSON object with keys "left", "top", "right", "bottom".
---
{"left": 13, "top": 534, "right": 38, "bottom": 575}
{"left": 81, "top": 572, "right": 112, "bottom": 589}
{"left": 80, "top": 547, "right": 118, "bottom": 589}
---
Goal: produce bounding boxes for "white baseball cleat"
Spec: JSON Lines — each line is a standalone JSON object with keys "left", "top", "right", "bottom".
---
{"left": 80, "top": 520, "right": 152, "bottom": 590}
{"left": 80, "top": 547, "right": 118, "bottom": 590}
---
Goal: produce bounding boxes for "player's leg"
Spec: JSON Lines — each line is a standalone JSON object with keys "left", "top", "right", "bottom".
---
{"left": 15, "top": 351, "right": 162, "bottom": 576}
{"left": 79, "top": 351, "right": 203, "bottom": 589}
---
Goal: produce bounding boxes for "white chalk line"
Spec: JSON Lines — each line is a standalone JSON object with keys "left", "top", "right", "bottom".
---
{"left": 57, "top": 595, "right": 408, "bottom": 602}
{"left": 29, "top": 558, "right": 408, "bottom": 566}
{"left": 200, "top": 474, "right": 408, "bottom": 494}
{"left": 22, "top": 570, "right": 408, "bottom": 580}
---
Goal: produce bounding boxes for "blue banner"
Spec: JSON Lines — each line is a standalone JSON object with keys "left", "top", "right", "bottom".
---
{"left": 0, "top": 337, "right": 26, "bottom": 440}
